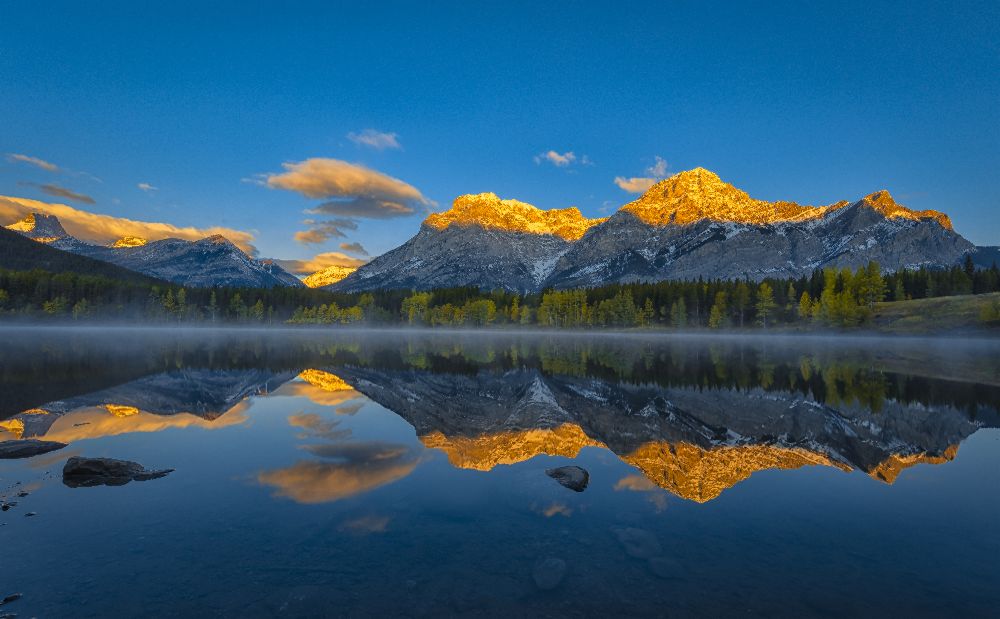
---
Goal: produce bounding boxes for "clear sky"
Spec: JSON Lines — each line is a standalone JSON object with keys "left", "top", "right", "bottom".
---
{"left": 1, "top": 0, "right": 997, "bottom": 272}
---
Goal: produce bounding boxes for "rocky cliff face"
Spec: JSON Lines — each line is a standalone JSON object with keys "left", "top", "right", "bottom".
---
{"left": 332, "top": 169, "right": 974, "bottom": 293}
{"left": 5, "top": 213, "right": 303, "bottom": 288}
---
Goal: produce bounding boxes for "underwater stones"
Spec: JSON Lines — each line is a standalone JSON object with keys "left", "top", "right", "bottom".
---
{"left": 612, "top": 527, "right": 662, "bottom": 559}
{"left": 545, "top": 466, "right": 589, "bottom": 492}
{"left": 62, "top": 457, "right": 174, "bottom": 488}
{"left": 532, "top": 556, "right": 567, "bottom": 590}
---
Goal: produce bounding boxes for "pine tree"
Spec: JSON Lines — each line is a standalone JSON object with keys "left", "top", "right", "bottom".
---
{"left": 755, "top": 282, "right": 776, "bottom": 328}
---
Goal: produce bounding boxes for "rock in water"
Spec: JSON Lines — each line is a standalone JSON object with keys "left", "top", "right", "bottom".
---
{"left": 0, "top": 439, "right": 67, "bottom": 460}
{"left": 545, "top": 466, "right": 590, "bottom": 492}
{"left": 613, "top": 527, "right": 663, "bottom": 559}
{"left": 62, "top": 457, "right": 174, "bottom": 488}
{"left": 532, "top": 557, "right": 567, "bottom": 590}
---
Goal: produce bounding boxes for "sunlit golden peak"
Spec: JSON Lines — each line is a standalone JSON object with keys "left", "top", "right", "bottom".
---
{"left": 6, "top": 212, "right": 69, "bottom": 238}
{"left": 303, "top": 265, "right": 357, "bottom": 288}
{"left": 425, "top": 192, "right": 606, "bottom": 241}
{"left": 623, "top": 168, "right": 952, "bottom": 229}
{"left": 420, "top": 423, "right": 604, "bottom": 470}
{"left": 111, "top": 235, "right": 147, "bottom": 248}
{"left": 297, "top": 369, "right": 353, "bottom": 392}
{"left": 861, "top": 190, "right": 953, "bottom": 230}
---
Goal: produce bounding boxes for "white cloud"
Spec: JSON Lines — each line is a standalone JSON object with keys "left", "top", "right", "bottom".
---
{"left": 534, "top": 150, "right": 577, "bottom": 167}
{"left": 347, "top": 129, "right": 402, "bottom": 151}
{"left": 137, "top": 183, "right": 158, "bottom": 193}
{"left": 614, "top": 156, "right": 668, "bottom": 193}
{"left": 6, "top": 153, "right": 58, "bottom": 172}
{"left": 0, "top": 195, "right": 258, "bottom": 254}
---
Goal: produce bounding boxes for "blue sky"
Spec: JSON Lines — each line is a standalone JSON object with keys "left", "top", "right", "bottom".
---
{"left": 1, "top": 0, "right": 997, "bottom": 270}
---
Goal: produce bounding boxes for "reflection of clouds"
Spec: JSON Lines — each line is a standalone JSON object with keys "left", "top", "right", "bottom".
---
{"left": 258, "top": 441, "right": 418, "bottom": 504}
{"left": 288, "top": 413, "right": 351, "bottom": 441}
{"left": 541, "top": 502, "right": 573, "bottom": 518}
{"left": 339, "top": 515, "right": 390, "bottom": 534}
{"left": 35, "top": 401, "right": 251, "bottom": 443}
{"left": 615, "top": 474, "right": 668, "bottom": 512}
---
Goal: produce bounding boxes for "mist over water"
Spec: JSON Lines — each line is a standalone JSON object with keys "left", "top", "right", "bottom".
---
{"left": 1, "top": 327, "right": 998, "bottom": 617}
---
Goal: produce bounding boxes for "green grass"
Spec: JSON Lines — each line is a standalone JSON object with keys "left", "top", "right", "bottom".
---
{"left": 870, "top": 292, "right": 1000, "bottom": 334}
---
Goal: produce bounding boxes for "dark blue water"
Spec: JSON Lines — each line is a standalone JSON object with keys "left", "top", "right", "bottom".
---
{"left": 1, "top": 328, "right": 998, "bottom": 617}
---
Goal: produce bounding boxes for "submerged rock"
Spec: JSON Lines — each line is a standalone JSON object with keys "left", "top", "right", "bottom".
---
{"left": 532, "top": 556, "right": 567, "bottom": 590}
{"left": 0, "top": 439, "right": 67, "bottom": 460}
{"left": 545, "top": 466, "right": 589, "bottom": 492}
{"left": 62, "top": 457, "right": 174, "bottom": 488}
{"left": 613, "top": 527, "right": 662, "bottom": 559}
{"left": 648, "top": 556, "right": 685, "bottom": 579}
{"left": 0, "top": 593, "right": 21, "bottom": 605}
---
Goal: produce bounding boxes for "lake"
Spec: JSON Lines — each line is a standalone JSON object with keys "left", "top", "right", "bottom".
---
{"left": 1, "top": 327, "right": 999, "bottom": 618}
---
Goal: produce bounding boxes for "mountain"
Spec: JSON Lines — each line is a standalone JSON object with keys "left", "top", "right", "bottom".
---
{"left": 5, "top": 213, "right": 303, "bottom": 289}
{"left": 329, "top": 193, "right": 605, "bottom": 293}
{"left": 331, "top": 169, "right": 975, "bottom": 293}
{"left": 0, "top": 224, "right": 164, "bottom": 285}
{"left": 303, "top": 265, "right": 357, "bottom": 288}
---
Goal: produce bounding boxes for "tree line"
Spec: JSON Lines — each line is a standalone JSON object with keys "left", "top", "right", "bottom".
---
{"left": 1, "top": 257, "right": 998, "bottom": 328}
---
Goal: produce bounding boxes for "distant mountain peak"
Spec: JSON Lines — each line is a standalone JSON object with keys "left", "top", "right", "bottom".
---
{"left": 425, "top": 192, "right": 606, "bottom": 241}
{"left": 859, "top": 190, "right": 953, "bottom": 230}
{"left": 111, "top": 236, "right": 147, "bottom": 248}
{"left": 5, "top": 212, "right": 69, "bottom": 242}
{"left": 624, "top": 168, "right": 824, "bottom": 226}
{"left": 304, "top": 264, "right": 357, "bottom": 288}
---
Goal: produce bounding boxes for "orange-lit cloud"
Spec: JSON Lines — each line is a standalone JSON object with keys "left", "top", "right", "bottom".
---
{"left": 614, "top": 474, "right": 668, "bottom": 512}
{"left": 275, "top": 252, "right": 366, "bottom": 274}
{"left": 347, "top": 129, "right": 402, "bottom": 151}
{"left": 614, "top": 156, "right": 668, "bottom": 193}
{"left": 288, "top": 412, "right": 351, "bottom": 441}
{"left": 265, "top": 157, "right": 431, "bottom": 219}
{"left": 0, "top": 195, "right": 258, "bottom": 254}
{"left": 292, "top": 218, "right": 357, "bottom": 244}
{"left": 257, "top": 441, "right": 419, "bottom": 504}
{"left": 29, "top": 402, "right": 250, "bottom": 443}
{"left": 21, "top": 182, "right": 95, "bottom": 204}
{"left": 7, "top": 153, "right": 59, "bottom": 172}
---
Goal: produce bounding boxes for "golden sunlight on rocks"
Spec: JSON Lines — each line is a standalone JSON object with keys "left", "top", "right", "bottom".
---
{"left": 621, "top": 441, "right": 851, "bottom": 503}
{"left": 868, "top": 445, "right": 959, "bottom": 483}
{"left": 104, "top": 404, "right": 140, "bottom": 417}
{"left": 622, "top": 168, "right": 952, "bottom": 229}
{"left": 420, "top": 423, "right": 605, "bottom": 471}
{"left": 111, "top": 235, "right": 148, "bottom": 247}
{"left": 425, "top": 193, "right": 606, "bottom": 241}
{"left": 303, "top": 265, "right": 357, "bottom": 288}
{"left": 0, "top": 419, "right": 25, "bottom": 439}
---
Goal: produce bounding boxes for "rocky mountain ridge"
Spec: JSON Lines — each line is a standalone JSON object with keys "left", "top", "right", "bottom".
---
{"left": 5, "top": 213, "right": 303, "bottom": 288}
{"left": 331, "top": 168, "right": 975, "bottom": 292}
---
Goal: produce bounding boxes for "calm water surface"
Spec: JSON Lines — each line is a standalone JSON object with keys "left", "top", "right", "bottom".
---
{"left": 1, "top": 327, "right": 999, "bottom": 618}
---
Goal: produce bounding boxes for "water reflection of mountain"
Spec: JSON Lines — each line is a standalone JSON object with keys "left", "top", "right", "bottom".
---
{"left": 331, "top": 366, "right": 990, "bottom": 502}
{"left": 3, "top": 369, "right": 296, "bottom": 439}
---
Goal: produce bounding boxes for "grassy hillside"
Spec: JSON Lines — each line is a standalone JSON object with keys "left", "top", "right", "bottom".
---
{"left": 871, "top": 293, "right": 1000, "bottom": 334}
{"left": 0, "top": 227, "right": 163, "bottom": 285}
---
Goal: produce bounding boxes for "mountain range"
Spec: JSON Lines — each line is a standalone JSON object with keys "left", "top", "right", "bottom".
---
{"left": 3, "top": 168, "right": 994, "bottom": 291}
{"left": 4, "top": 213, "right": 302, "bottom": 288}
{"left": 331, "top": 168, "right": 982, "bottom": 293}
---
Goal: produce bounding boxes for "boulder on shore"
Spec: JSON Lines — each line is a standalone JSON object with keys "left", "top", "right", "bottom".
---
{"left": 62, "top": 457, "right": 174, "bottom": 488}
{"left": 0, "top": 439, "right": 67, "bottom": 460}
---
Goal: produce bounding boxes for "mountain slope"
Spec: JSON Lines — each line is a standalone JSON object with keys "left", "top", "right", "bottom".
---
{"left": 330, "top": 193, "right": 604, "bottom": 293}
{"left": 331, "top": 169, "right": 974, "bottom": 293}
{"left": 0, "top": 225, "right": 164, "bottom": 284}
{"left": 5, "top": 213, "right": 302, "bottom": 288}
